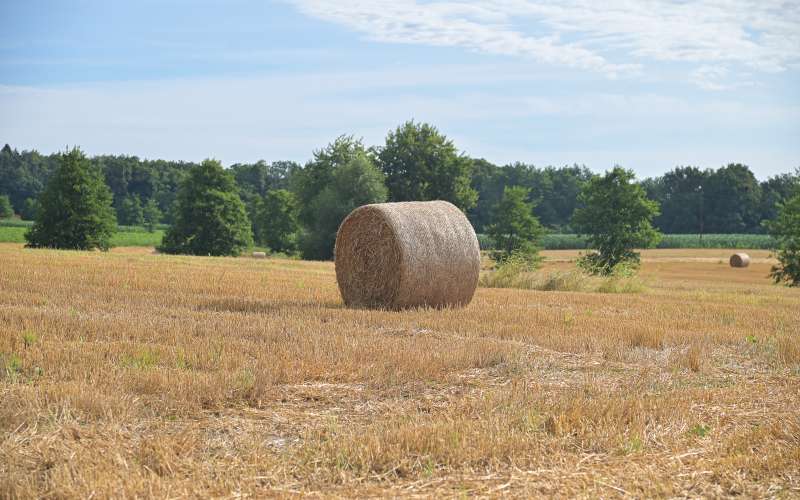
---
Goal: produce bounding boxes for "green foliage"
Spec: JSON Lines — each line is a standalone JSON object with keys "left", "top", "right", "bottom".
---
{"left": 25, "top": 148, "right": 116, "bottom": 251}
{"left": 378, "top": 121, "right": 477, "bottom": 210}
{"left": 572, "top": 167, "right": 661, "bottom": 275}
{"left": 230, "top": 160, "right": 298, "bottom": 224}
{"left": 487, "top": 186, "right": 544, "bottom": 265}
{"left": 292, "top": 137, "right": 387, "bottom": 260}
{"left": 0, "top": 194, "right": 12, "bottom": 218}
{"left": 292, "top": 135, "right": 366, "bottom": 227}
{"left": 159, "top": 159, "right": 253, "bottom": 256}
{"left": 254, "top": 189, "right": 300, "bottom": 254}
{"left": 118, "top": 194, "right": 144, "bottom": 226}
{"left": 142, "top": 198, "right": 162, "bottom": 232}
{"left": 299, "top": 153, "right": 388, "bottom": 260}
{"left": 644, "top": 166, "right": 706, "bottom": 234}
{"left": 469, "top": 161, "right": 593, "bottom": 232}
{"left": 765, "top": 192, "right": 800, "bottom": 286}
{"left": 20, "top": 197, "right": 38, "bottom": 221}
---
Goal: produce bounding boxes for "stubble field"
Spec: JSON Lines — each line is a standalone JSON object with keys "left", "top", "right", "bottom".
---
{"left": 1, "top": 243, "right": 799, "bottom": 498}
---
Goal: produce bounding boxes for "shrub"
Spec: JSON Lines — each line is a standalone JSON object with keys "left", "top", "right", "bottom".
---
{"left": 480, "top": 256, "right": 644, "bottom": 294}
{"left": 487, "top": 186, "right": 544, "bottom": 266}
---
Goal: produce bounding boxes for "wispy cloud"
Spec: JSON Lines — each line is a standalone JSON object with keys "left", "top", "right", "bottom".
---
{"left": 290, "top": 0, "right": 800, "bottom": 88}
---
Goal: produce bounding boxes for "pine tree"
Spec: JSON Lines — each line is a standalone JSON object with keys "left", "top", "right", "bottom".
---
{"left": 25, "top": 148, "right": 116, "bottom": 250}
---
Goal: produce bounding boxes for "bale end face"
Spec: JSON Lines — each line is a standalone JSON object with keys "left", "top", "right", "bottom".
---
{"left": 730, "top": 253, "right": 751, "bottom": 268}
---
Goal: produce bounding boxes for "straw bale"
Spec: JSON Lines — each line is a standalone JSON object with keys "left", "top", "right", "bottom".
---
{"left": 730, "top": 253, "right": 750, "bottom": 268}
{"left": 335, "top": 201, "right": 480, "bottom": 309}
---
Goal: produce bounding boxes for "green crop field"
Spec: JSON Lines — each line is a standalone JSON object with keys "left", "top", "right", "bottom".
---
{"left": 0, "top": 220, "right": 164, "bottom": 247}
{"left": 478, "top": 233, "right": 776, "bottom": 250}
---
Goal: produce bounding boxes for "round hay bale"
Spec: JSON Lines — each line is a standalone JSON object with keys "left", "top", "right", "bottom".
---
{"left": 252, "top": 251, "right": 267, "bottom": 259}
{"left": 729, "top": 253, "right": 750, "bottom": 268}
{"left": 335, "top": 201, "right": 480, "bottom": 310}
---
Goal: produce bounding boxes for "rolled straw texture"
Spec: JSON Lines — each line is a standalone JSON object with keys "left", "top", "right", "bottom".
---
{"left": 335, "top": 201, "right": 481, "bottom": 310}
{"left": 729, "top": 253, "right": 751, "bottom": 268}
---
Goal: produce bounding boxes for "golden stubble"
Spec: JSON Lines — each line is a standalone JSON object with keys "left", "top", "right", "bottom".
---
{"left": 1, "top": 244, "right": 798, "bottom": 498}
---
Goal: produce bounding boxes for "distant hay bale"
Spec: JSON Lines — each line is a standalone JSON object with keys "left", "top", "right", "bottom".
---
{"left": 252, "top": 251, "right": 267, "bottom": 259}
{"left": 335, "top": 201, "right": 481, "bottom": 310}
{"left": 729, "top": 253, "right": 750, "bottom": 268}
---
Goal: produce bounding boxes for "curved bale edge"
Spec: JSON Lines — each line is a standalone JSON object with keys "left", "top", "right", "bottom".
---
{"left": 729, "top": 253, "right": 751, "bottom": 268}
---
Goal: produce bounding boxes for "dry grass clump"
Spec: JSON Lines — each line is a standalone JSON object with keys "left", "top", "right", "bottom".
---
{"left": 335, "top": 201, "right": 480, "bottom": 310}
{"left": 480, "top": 257, "right": 645, "bottom": 293}
{"left": 730, "top": 252, "right": 751, "bottom": 267}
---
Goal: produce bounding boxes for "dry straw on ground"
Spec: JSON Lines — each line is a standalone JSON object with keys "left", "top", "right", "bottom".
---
{"left": 1, "top": 245, "right": 798, "bottom": 498}
{"left": 334, "top": 201, "right": 481, "bottom": 310}
{"left": 730, "top": 252, "right": 751, "bottom": 267}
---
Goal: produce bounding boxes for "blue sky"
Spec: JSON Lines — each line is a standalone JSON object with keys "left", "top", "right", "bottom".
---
{"left": 1, "top": 0, "right": 798, "bottom": 179}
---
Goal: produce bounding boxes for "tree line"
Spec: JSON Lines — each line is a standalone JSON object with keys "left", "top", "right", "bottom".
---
{"left": 2, "top": 120, "right": 798, "bottom": 256}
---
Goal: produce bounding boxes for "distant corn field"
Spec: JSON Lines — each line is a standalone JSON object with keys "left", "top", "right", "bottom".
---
{"left": 477, "top": 233, "right": 776, "bottom": 250}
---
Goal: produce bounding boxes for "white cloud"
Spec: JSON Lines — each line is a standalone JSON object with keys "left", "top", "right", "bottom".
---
{"left": 290, "top": 0, "right": 800, "bottom": 87}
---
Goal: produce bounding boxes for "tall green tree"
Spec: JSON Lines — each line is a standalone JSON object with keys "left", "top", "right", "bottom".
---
{"left": 292, "top": 135, "right": 367, "bottom": 228}
{"left": 20, "top": 197, "right": 38, "bottom": 221}
{"left": 25, "top": 148, "right": 116, "bottom": 251}
{"left": 704, "top": 163, "right": 761, "bottom": 233}
{"left": 487, "top": 186, "right": 544, "bottom": 264}
{"left": 159, "top": 159, "right": 253, "bottom": 256}
{"left": 760, "top": 170, "right": 799, "bottom": 227}
{"left": 118, "top": 194, "right": 144, "bottom": 226}
{"left": 377, "top": 121, "right": 477, "bottom": 210}
{"left": 0, "top": 194, "right": 12, "bottom": 218}
{"left": 648, "top": 166, "right": 708, "bottom": 234}
{"left": 572, "top": 167, "right": 661, "bottom": 274}
{"left": 298, "top": 152, "right": 388, "bottom": 260}
{"left": 254, "top": 189, "right": 300, "bottom": 254}
{"left": 230, "top": 160, "right": 299, "bottom": 225}
{"left": 765, "top": 192, "right": 800, "bottom": 287}
{"left": 142, "top": 198, "right": 162, "bottom": 232}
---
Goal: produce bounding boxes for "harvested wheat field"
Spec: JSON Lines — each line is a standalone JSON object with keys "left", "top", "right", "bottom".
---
{"left": 1, "top": 243, "right": 799, "bottom": 498}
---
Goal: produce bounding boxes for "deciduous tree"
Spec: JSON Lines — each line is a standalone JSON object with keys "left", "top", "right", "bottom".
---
{"left": 572, "top": 167, "right": 661, "bottom": 274}
{"left": 159, "top": 159, "right": 252, "bottom": 256}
